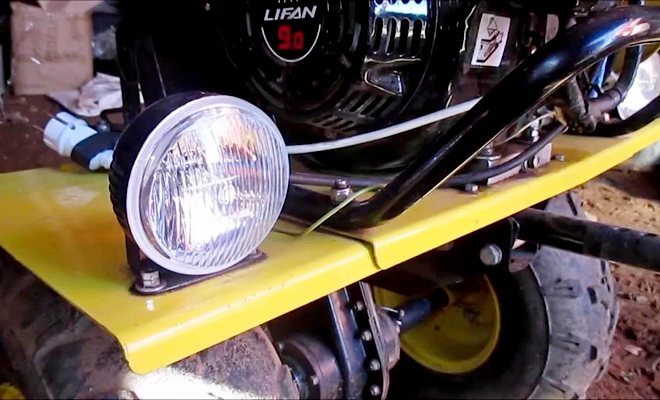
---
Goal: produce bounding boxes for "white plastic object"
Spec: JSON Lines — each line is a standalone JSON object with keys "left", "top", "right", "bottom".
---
{"left": 126, "top": 95, "right": 290, "bottom": 275}
{"left": 43, "top": 112, "right": 96, "bottom": 157}
{"left": 286, "top": 97, "right": 481, "bottom": 155}
{"left": 618, "top": 53, "right": 660, "bottom": 120}
{"left": 89, "top": 149, "right": 114, "bottom": 171}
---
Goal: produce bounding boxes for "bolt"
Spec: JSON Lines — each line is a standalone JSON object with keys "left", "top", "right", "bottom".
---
{"left": 140, "top": 268, "right": 161, "bottom": 288}
{"left": 464, "top": 183, "right": 479, "bottom": 194}
{"left": 553, "top": 153, "right": 566, "bottom": 162}
{"left": 480, "top": 244, "right": 503, "bottom": 266}
{"left": 368, "top": 359, "right": 381, "bottom": 371}
{"left": 353, "top": 301, "right": 366, "bottom": 312}
{"left": 310, "top": 375, "right": 320, "bottom": 386}
{"left": 96, "top": 120, "right": 111, "bottom": 133}
{"left": 370, "top": 385, "right": 382, "bottom": 397}
{"left": 518, "top": 128, "right": 540, "bottom": 144}
{"left": 361, "top": 330, "right": 373, "bottom": 342}
{"left": 526, "top": 155, "right": 541, "bottom": 169}
{"left": 334, "top": 178, "right": 349, "bottom": 190}
{"left": 529, "top": 129, "right": 540, "bottom": 139}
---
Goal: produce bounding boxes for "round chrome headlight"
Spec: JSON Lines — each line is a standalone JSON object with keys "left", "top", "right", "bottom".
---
{"left": 110, "top": 93, "right": 289, "bottom": 275}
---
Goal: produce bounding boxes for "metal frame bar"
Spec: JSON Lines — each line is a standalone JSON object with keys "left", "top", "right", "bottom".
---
{"left": 282, "top": 6, "right": 660, "bottom": 230}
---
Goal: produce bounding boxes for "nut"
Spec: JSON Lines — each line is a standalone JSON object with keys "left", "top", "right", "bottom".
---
{"left": 370, "top": 385, "right": 382, "bottom": 397}
{"left": 330, "top": 179, "right": 353, "bottom": 203}
{"left": 479, "top": 244, "right": 503, "bottom": 266}
{"left": 464, "top": 183, "right": 479, "bottom": 194}
{"left": 360, "top": 330, "right": 373, "bottom": 342}
{"left": 368, "top": 359, "right": 381, "bottom": 371}
{"left": 140, "top": 269, "right": 161, "bottom": 289}
{"left": 526, "top": 155, "right": 541, "bottom": 169}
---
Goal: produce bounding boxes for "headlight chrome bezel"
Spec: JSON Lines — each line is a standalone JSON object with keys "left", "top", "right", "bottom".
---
{"left": 111, "top": 92, "right": 289, "bottom": 279}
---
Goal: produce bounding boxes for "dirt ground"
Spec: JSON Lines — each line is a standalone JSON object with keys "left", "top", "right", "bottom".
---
{"left": 0, "top": 95, "right": 659, "bottom": 399}
{"left": 579, "top": 171, "right": 660, "bottom": 399}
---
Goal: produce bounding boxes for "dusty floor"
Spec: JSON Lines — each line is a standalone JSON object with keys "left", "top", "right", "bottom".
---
{"left": 0, "top": 95, "right": 659, "bottom": 398}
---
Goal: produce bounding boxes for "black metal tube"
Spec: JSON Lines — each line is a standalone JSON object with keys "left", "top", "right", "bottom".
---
{"left": 516, "top": 208, "right": 660, "bottom": 272}
{"left": 283, "top": 6, "right": 660, "bottom": 230}
{"left": 291, "top": 124, "right": 567, "bottom": 189}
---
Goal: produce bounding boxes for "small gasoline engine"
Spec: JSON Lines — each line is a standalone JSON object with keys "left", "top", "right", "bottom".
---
{"left": 119, "top": 0, "right": 605, "bottom": 173}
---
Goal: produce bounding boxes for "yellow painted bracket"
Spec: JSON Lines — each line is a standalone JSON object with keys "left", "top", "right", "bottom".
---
{"left": 0, "top": 119, "right": 658, "bottom": 374}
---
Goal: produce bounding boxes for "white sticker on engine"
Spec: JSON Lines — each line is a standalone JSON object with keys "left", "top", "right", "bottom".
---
{"left": 546, "top": 14, "right": 560, "bottom": 43}
{"left": 471, "top": 13, "right": 510, "bottom": 68}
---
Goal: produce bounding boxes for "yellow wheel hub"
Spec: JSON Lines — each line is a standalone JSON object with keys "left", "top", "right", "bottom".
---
{"left": 374, "top": 276, "right": 501, "bottom": 374}
{"left": 0, "top": 383, "right": 24, "bottom": 400}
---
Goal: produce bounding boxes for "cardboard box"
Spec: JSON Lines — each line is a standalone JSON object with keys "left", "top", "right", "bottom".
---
{"left": 11, "top": 1, "right": 100, "bottom": 95}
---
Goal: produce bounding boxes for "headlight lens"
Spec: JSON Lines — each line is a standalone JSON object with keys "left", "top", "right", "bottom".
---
{"left": 118, "top": 95, "right": 289, "bottom": 275}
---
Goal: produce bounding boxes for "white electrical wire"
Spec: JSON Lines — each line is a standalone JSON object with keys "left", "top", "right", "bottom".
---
{"left": 286, "top": 97, "right": 482, "bottom": 155}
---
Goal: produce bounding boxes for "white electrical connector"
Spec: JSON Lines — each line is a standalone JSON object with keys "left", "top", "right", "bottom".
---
{"left": 43, "top": 111, "right": 116, "bottom": 171}
{"left": 89, "top": 149, "right": 114, "bottom": 170}
{"left": 43, "top": 112, "right": 98, "bottom": 158}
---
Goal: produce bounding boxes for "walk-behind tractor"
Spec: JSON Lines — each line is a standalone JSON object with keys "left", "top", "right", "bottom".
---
{"left": 2, "top": 1, "right": 660, "bottom": 399}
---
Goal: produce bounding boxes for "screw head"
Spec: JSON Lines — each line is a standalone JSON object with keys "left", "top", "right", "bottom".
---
{"left": 361, "top": 330, "right": 373, "bottom": 342}
{"left": 553, "top": 153, "right": 566, "bottom": 162}
{"left": 464, "top": 183, "right": 479, "bottom": 193}
{"left": 368, "top": 359, "right": 381, "bottom": 371}
{"left": 310, "top": 375, "right": 320, "bottom": 386}
{"left": 370, "top": 385, "right": 382, "bottom": 397}
{"left": 480, "top": 244, "right": 503, "bottom": 266}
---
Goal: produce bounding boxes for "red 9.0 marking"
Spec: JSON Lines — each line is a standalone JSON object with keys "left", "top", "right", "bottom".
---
{"left": 278, "top": 25, "right": 305, "bottom": 50}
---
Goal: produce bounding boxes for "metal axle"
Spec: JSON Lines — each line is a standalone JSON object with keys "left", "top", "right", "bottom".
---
{"left": 516, "top": 208, "right": 660, "bottom": 272}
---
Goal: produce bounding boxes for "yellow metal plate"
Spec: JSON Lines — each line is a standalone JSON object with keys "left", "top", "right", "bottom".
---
{"left": 0, "top": 383, "right": 24, "bottom": 400}
{"left": 0, "top": 169, "right": 379, "bottom": 374}
{"left": 0, "top": 120, "right": 658, "bottom": 374}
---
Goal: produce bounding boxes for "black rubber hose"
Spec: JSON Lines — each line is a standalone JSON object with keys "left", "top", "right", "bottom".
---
{"left": 584, "top": 96, "right": 660, "bottom": 137}
{"left": 588, "top": 45, "right": 643, "bottom": 115}
{"left": 291, "top": 124, "right": 568, "bottom": 188}
{"left": 587, "top": 0, "right": 645, "bottom": 116}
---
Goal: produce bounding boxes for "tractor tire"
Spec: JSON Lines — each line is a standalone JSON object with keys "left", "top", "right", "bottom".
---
{"left": 0, "top": 254, "right": 299, "bottom": 400}
{"left": 390, "top": 192, "right": 619, "bottom": 399}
